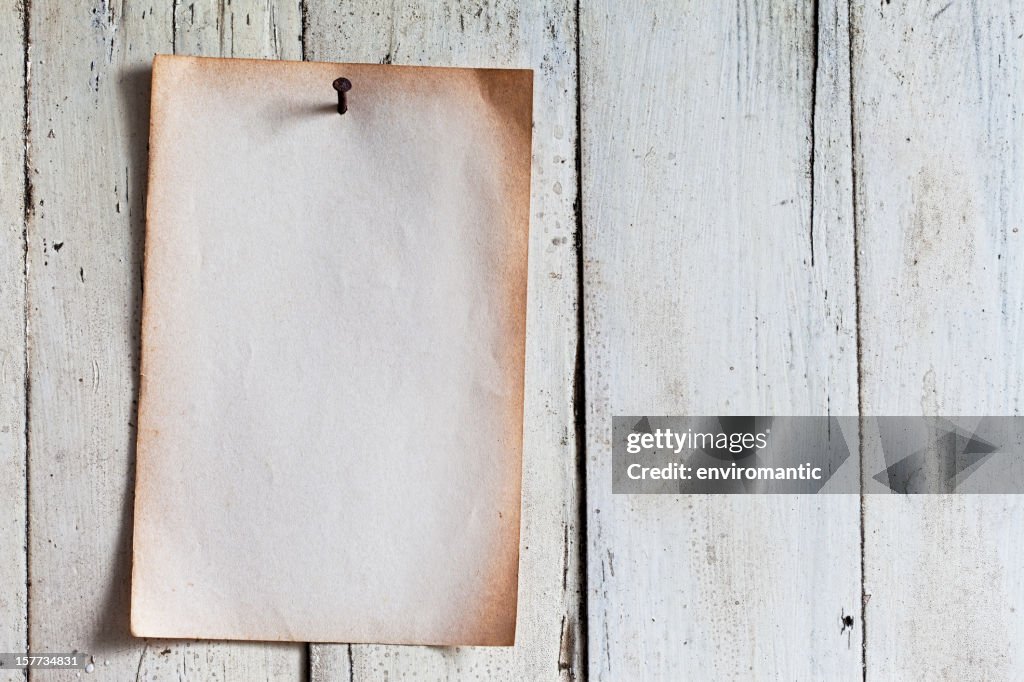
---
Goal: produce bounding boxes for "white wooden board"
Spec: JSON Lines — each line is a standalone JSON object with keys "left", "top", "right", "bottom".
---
{"left": 304, "top": 1, "right": 584, "bottom": 680}
{"left": 853, "top": 2, "right": 1024, "bottom": 678}
{"left": 10, "top": 0, "right": 1024, "bottom": 679}
{"left": 579, "top": 1, "right": 862, "bottom": 678}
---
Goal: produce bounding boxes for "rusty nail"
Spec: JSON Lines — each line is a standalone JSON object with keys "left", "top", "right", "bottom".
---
{"left": 332, "top": 77, "right": 352, "bottom": 115}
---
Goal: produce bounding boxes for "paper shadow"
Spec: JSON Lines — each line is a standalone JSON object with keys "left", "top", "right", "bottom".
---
{"left": 88, "top": 64, "right": 152, "bottom": 653}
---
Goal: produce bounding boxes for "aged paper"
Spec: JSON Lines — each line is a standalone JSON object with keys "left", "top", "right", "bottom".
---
{"left": 131, "top": 55, "right": 532, "bottom": 645}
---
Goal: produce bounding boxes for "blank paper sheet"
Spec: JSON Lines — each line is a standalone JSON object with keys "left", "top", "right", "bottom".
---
{"left": 131, "top": 55, "right": 532, "bottom": 645}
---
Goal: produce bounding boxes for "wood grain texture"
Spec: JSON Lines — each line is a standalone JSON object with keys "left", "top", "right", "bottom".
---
{"left": 174, "top": 0, "right": 302, "bottom": 60}
{"left": 26, "top": 1, "right": 301, "bottom": 679}
{"left": 853, "top": 2, "right": 1024, "bottom": 678}
{"left": 304, "top": 1, "right": 583, "bottom": 680}
{"left": 11, "top": 0, "right": 1022, "bottom": 679}
{"left": 580, "top": 1, "right": 861, "bottom": 679}
{"left": 0, "top": 0, "right": 26, "bottom": 679}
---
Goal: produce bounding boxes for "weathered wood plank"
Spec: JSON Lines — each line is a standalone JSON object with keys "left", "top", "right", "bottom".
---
{"left": 0, "top": 0, "right": 26, "bottom": 678}
{"left": 580, "top": 1, "right": 862, "bottom": 679}
{"left": 305, "top": 1, "right": 583, "bottom": 680}
{"left": 26, "top": 1, "right": 301, "bottom": 679}
{"left": 853, "top": 2, "right": 1024, "bottom": 678}
{"left": 174, "top": 0, "right": 302, "bottom": 61}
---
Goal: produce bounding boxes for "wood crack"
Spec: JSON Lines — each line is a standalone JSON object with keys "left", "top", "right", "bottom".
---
{"left": 134, "top": 642, "right": 149, "bottom": 682}
{"left": 809, "top": 0, "right": 819, "bottom": 268}
{"left": 572, "top": 0, "right": 588, "bottom": 679}
{"left": 171, "top": 0, "right": 178, "bottom": 53}
{"left": 299, "top": 0, "right": 308, "bottom": 61}
{"left": 846, "top": 1, "right": 867, "bottom": 679}
{"left": 21, "top": 0, "right": 32, "bottom": 670}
